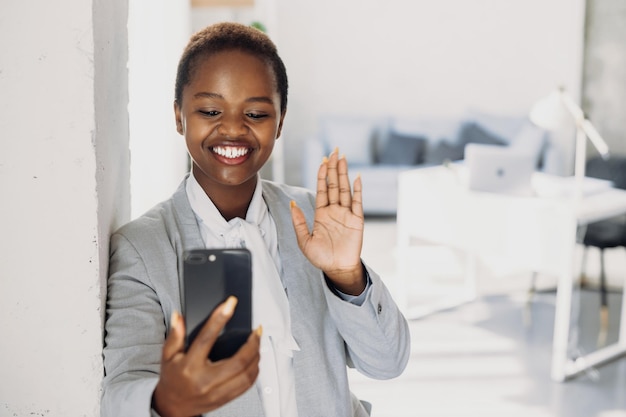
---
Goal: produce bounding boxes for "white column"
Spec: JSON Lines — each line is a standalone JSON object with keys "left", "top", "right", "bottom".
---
{"left": 0, "top": 0, "right": 129, "bottom": 415}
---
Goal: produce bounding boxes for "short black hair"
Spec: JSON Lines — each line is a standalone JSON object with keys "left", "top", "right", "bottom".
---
{"left": 175, "top": 22, "right": 288, "bottom": 114}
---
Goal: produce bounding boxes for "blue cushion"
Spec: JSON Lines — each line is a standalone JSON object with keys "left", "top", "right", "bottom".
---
{"left": 458, "top": 122, "right": 507, "bottom": 148}
{"left": 424, "top": 140, "right": 465, "bottom": 164}
{"left": 378, "top": 131, "right": 427, "bottom": 165}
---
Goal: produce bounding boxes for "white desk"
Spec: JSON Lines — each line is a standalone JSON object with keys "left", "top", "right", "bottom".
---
{"left": 396, "top": 164, "right": 626, "bottom": 381}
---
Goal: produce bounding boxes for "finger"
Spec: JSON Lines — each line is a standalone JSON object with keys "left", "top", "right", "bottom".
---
{"left": 352, "top": 173, "right": 364, "bottom": 219}
{"left": 226, "top": 325, "right": 262, "bottom": 371}
{"left": 290, "top": 200, "right": 312, "bottom": 252}
{"left": 203, "top": 356, "right": 260, "bottom": 409}
{"left": 337, "top": 155, "right": 352, "bottom": 207}
{"left": 315, "top": 156, "right": 329, "bottom": 208}
{"left": 196, "top": 330, "right": 262, "bottom": 412}
{"left": 187, "top": 296, "right": 238, "bottom": 362}
{"left": 162, "top": 311, "right": 186, "bottom": 362}
{"left": 326, "top": 149, "right": 340, "bottom": 205}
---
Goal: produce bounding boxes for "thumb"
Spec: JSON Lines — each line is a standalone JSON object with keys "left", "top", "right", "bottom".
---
{"left": 162, "top": 311, "right": 185, "bottom": 362}
{"left": 290, "top": 200, "right": 311, "bottom": 251}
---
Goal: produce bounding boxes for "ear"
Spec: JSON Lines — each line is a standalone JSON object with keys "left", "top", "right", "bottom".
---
{"left": 174, "top": 101, "right": 184, "bottom": 135}
{"left": 276, "top": 109, "right": 287, "bottom": 140}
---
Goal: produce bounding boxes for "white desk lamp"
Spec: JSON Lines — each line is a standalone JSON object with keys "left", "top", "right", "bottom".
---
{"left": 529, "top": 86, "right": 610, "bottom": 200}
{"left": 531, "top": 87, "right": 618, "bottom": 374}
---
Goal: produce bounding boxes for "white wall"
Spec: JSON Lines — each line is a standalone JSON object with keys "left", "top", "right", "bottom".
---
{"left": 274, "top": 0, "right": 586, "bottom": 184}
{"left": 0, "top": 0, "right": 128, "bottom": 415}
{"left": 128, "top": 0, "right": 191, "bottom": 218}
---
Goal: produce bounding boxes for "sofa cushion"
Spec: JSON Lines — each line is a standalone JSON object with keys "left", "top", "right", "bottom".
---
{"left": 457, "top": 122, "right": 507, "bottom": 148}
{"left": 423, "top": 140, "right": 465, "bottom": 165}
{"left": 320, "top": 117, "right": 377, "bottom": 165}
{"left": 389, "top": 117, "right": 462, "bottom": 146}
{"left": 463, "top": 109, "right": 526, "bottom": 143}
{"left": 378, "top": 131, "right": 427, "bottom": 165}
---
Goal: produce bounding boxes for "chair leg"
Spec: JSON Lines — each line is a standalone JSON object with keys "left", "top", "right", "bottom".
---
{"left": 523, "top": 272, "right": 537, "bottom": 328}
{"left": 579, "top": 245, "right": 589, "bottom": 288}
{"left": 598, "top": 248, "right": 609, "bottom": 347}
{"left": 527, "top": 271, "right": 537, "bottom": 301}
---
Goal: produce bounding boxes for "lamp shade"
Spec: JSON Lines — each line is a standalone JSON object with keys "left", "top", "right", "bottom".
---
{"left": 530, "top": 87, "right": 610, "bottom": 163}
{"left": 529, "top": 90, "right": 570, "bottom": 130}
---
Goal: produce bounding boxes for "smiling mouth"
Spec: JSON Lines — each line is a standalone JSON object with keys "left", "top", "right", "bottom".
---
{"left": 211, "top": 145, "right": 251, "bottom": 159}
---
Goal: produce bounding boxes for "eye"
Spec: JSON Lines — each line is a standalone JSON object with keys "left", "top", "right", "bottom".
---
{"left": 199, "top": 110, "right": 220, "bottom": 117}
{"left": 246, "top": 112, "right": 268, "bottom": 120}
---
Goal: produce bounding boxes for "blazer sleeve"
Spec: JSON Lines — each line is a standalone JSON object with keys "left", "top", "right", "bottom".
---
{"left": 101, "top": 232, "right": 167, "bottom": 417}
{"left": 322, "top": 262, "right": 411, "bottom": 380}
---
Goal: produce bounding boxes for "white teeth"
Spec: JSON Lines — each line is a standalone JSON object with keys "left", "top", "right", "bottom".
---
{"left": 212, "top": 146, "right": 250, "bottom": 159}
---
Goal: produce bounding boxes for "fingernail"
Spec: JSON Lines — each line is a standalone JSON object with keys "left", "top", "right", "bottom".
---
{"left": 333, "top": 147, "right": 339, "bottom": 155}
{"left": 255, "top": 325, "right": 263, "bottom": 337}
{"left": 222, "top": 296, "right": 238, "bottom": 316}
{"left": 170, "top": 311, "right": 179, "bottom": 330}
{"left": 322, "top": 156, "right": 328, "bottom": 164}
{"left": 340, "top": 153, "right": 346, "bottom": 160}
{"left": 290, "top": 200, "right": 297, "bottom": 209}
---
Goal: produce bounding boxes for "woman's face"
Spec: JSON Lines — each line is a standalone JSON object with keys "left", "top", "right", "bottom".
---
{"left": 175, "top": 50, "right": 285, "bottom": 193}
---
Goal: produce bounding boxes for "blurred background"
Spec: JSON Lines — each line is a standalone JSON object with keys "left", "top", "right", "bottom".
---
{"left": 127, "top": 0, "right": 626, "bottom": 217}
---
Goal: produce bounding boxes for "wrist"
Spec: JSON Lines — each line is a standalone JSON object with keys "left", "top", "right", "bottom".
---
{"left": 152, "top": 384, "right": 181, "bottom": 417}
{"left": 325, "top": 264, "right": 366, "bottom": 296}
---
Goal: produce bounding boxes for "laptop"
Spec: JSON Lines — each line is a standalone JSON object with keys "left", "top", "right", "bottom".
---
{"left": 464, "top": 143, "right": 536, "bottom": 197}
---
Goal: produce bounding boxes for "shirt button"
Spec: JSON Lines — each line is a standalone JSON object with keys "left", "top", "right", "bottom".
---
{"left": 264, "top": 387, "right": 273, "bottom": 394}
{"left": 377, "top": 303, "right": 382, "bottom": 314}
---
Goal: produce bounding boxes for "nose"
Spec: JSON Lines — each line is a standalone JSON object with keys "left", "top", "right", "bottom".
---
{"left": 217, "top": 112, "right": 248, "bottom": 138}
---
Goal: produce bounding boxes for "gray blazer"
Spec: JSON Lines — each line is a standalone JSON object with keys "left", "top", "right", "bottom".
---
{"left": 101, "top": 177, "right": 410, "bottom": 417}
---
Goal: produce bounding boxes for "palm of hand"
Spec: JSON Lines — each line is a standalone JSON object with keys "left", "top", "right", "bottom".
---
{"left": 291, "top": 149, "right": 365, "bottom": 290}
{"left": 302, "top": 200, "right": 363, "bottom": 273}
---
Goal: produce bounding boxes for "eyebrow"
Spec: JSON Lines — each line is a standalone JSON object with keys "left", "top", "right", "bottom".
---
{"left": 193, "top": 92, "right": 275, "bottom": 105}
{"left": 193, "top": 92, "right": 223, "bottom": 100}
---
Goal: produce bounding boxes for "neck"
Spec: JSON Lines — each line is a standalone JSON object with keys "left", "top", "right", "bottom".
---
{"left": 217, "top": 198, "right": 252, "bottom": 221}
{"left": 193, "top": 171, "right": 258, "bottom": 221}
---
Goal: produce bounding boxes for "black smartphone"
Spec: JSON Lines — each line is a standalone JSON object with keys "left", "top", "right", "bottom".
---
{"left": 183, "top": 248, "right": 252, "bottom": 361}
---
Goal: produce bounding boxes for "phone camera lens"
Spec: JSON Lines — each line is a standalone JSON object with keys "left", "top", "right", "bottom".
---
{"left": 186, "top": 253, "right": 206, "bottom": 264}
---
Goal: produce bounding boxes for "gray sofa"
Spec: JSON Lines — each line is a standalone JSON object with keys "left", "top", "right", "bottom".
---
{"left": 302, "top": 110, "right": 548, "bottom": 215}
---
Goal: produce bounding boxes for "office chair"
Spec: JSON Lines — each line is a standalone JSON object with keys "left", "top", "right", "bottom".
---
{"left": 525, "top": 156, "right": 626, "bottom": 344}
{"left": 579, "top": 156, "right": 626, "bottom": 345}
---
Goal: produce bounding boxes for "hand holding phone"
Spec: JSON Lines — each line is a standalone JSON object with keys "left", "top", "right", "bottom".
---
{"left": 153, "top": 298, "right": 261, "bottom": 417}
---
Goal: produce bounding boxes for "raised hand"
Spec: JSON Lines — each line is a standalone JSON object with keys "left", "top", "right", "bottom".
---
{"left": 152, "top": 297, "right": 262, "bottom": 417}
{"left": 291, "top": 149, "right": 366, "bottom": 295}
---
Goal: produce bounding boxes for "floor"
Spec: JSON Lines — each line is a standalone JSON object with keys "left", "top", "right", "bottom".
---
{"left": 349, "top": 217, "right": 626, "bottom": 417}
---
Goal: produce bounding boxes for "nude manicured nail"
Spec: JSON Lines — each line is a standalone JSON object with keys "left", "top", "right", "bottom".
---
{"left": 222, "top": 296, "right": 238, "bottom": 316}
{"left": 255, "top": 325, "right": 263, "bottom": 337}
{"left": 170, "top": 311, "right": 179, "bottom": 329}
{"left": 290, "top": 200, "right": 297, "bottom": 209}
